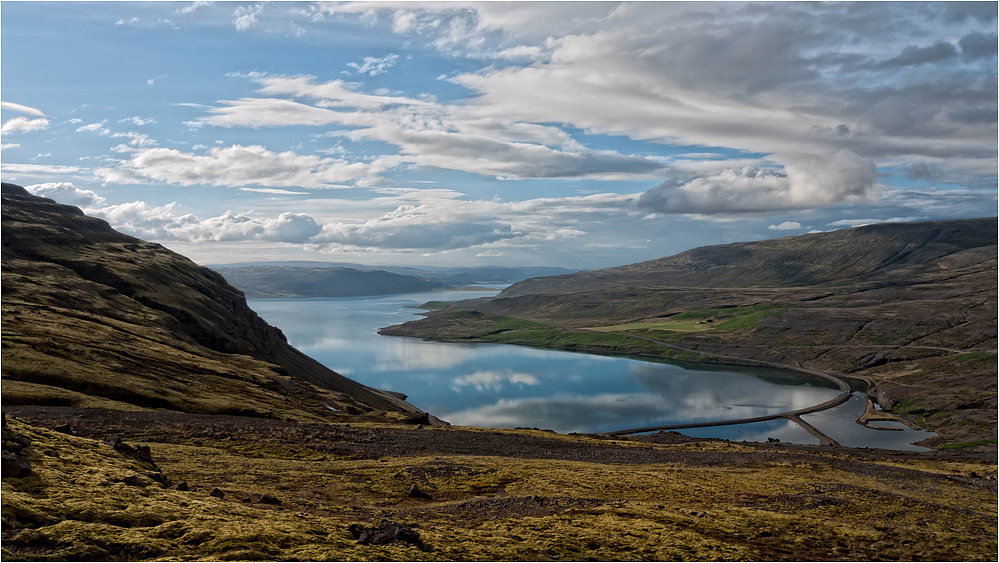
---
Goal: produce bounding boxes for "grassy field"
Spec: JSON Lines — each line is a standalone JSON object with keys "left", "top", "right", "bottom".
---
{"left": 586, "top": 305, "right": 785, "bottom": 334}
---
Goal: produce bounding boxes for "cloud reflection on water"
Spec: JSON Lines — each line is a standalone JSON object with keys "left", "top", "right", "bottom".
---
{"left": 452, "top": 370, "right": 540, "bottom": 392}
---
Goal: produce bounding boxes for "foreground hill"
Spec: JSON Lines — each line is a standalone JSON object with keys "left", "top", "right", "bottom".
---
{"left": 1, "top": 183, "right": 422, "bottom": 421}
{"left": 4, "top": 409, "right": 996, "bottom": 561}
{"left": 383, "top": 218, "right": 998, "bottom": 449}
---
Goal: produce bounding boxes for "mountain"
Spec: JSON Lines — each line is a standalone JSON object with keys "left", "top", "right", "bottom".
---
{"left": 208, "top": 260, "right": 578, "bottom": 297}
{"left": 213, "top": 266, "right": 450, "bottom": 298}
{"left": 1, "top": 183, "right": 424, "bottom": 422}
{"left": 383, "top": 218, "right": 998, "bottom": 448}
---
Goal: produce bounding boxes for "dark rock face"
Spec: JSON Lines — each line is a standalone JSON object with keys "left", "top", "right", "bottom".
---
{"left": 256, "top": 494, "right": 281, "bottom": 505}
{"left": 348, "top": 520, "right": 423, "bottom": 548}
{"left": 104, "top": 435, "right": 155, "bottom": 466}
{"left": 1, "top": 183, "right": 421, "bottom": 418}
{"left": 2, "top": 415, "right": 33, "bottom": 479}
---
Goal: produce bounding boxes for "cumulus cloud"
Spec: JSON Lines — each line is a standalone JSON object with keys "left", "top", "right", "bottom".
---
{"left": 86, "top": 201, "right": 329, "bottom": 245}
{"left": 1, "top": 116, "right": 50, "bottom": 134}
{"left": 24, "top": 182, "right": 106, "bottom": 207}
{"left": 638, "top": 150, "right": 877, "bottom": 214}
{"left": 97, "top": 145, "right": 384, "bottom": 189}
{"left": 260, "top": 212, "right": 322, "bottom": 243}
{"left": 314, "top": 207, "right": 517, "bottom": 251}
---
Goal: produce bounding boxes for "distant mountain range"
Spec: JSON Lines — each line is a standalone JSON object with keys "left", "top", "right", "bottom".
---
{"left": 383, "top": 217, "right": 998, "bottom": 449}
{"left": 209, "top": 262, "right": 579, "bottom": 298}
{"left": 1, "top": 183, "right": 424, "bottom": 421}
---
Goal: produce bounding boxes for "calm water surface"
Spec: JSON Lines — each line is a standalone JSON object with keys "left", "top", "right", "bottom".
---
{"left": 248, "top": 288, "right": 934, "bottom": 450}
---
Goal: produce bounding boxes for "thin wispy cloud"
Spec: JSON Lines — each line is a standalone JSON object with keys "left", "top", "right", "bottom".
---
{"left": 1, "top": 102, "right": 46, "bottom": 116}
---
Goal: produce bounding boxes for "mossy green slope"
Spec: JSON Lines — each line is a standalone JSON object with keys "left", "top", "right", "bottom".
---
{"left": 3, "top": 417, "right": 996, "bottom": 561}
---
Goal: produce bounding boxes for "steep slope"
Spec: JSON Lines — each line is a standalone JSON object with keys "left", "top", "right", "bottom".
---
{"left": 1, "top": 183, "right": 421, "bottom": 421}
{"left": 214, "top": 266, "right": 450, "bottom": 298}
{"left": 384, "top": 218, "right": 998, "bottom": 448}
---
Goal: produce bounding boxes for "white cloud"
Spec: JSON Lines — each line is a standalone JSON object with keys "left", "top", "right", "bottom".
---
{"left": 126, "top": 116, "right": 154, "bottom": 126}
{"left": 638, "top": 150, "right": 878, "bottom": 214}
{"left": 260, "top": 212, "right": 322, "bottom": 243}
{"left": 0, "top": 163, "right": 82, "bottom": 176}
{"left": 347, "top": 53, "right": 399, "bottom": 76}
{"left": 192, "top": 75, "right": 666, "bottom": 181}
{"left": 0, "top": 102, "right": 46, "bottom": 117}
{"left": 178, "top": 1, "right": 211, "bottom": 15}
{"left": 768, "top": 221, "right": 803, "bottom": 231}
{"left": 24, "top": 182, "right": 106, "bottom": 207}
{"left": 233, "top": 4, "right": 262, "bottom": 32}
{"left": 1, "top": 143, "right": 20, "bottom": 150}
{"left": 2, "top": 116, "right": 50, "bottom": 134}
{"left": 96, "top": 144, "right": 385, "bottom": 189}
{"left": 76, "top": 121, "right": 107, "bottom": 133}
{"left": 240, "top": 187, "right": 310, "bottom": 195}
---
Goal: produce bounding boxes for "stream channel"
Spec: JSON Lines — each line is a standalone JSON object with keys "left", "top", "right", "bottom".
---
{"left": 249, "top": 287, "right": 935, "bottom": 451}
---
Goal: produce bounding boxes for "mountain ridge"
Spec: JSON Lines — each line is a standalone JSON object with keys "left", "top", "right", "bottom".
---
{"left": 498, "top": 218, "right": 997, "bottom": 297}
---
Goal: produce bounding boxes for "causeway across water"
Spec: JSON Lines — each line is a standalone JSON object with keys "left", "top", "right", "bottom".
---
{"left": 598, "top": 335, "right": 854, "bottom": 445}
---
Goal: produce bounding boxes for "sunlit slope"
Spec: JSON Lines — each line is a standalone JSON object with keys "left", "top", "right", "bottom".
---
{"left": 1, "top": 183, "right": 420, "bottom": 420}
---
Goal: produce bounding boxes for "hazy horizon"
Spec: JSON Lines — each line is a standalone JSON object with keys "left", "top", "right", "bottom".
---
{"left": 2, "top": 1, "right": 996, "bottom": 269}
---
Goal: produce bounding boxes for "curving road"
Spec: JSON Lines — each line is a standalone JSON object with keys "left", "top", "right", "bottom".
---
{"left": 598, "top": 333, "right": 854, "bottom": 442}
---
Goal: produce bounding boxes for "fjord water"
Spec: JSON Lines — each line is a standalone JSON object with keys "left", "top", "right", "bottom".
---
{"left": 248, "top": 288, "right": 933, "bottom": 450}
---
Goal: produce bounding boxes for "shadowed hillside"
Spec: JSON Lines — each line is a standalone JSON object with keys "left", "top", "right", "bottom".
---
{"left": 214, "top": 266, "right": 450, "bottom": 298}
{"left": 1, "top": 183, "right": 422, "bottom": 421}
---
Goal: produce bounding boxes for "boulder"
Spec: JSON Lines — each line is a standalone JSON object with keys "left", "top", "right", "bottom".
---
{"left": 348, "top": 519, "right": 423, "bottom": 548}
{"left": 257, "top": 494, "right": 282, "bottom": 505}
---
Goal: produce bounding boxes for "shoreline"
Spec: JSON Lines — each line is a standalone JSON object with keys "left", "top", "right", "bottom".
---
{"left": 378, "top": 325, "right": 938, "bottom": 449}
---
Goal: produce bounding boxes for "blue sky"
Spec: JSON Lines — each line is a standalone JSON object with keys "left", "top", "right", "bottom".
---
{"left": 2, "top": 1, "right": 996, "bottom": 269}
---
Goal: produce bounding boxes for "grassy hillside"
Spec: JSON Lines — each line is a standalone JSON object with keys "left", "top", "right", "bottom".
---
{"left": 1, "top": 183, "right": 421, "bottom": 421}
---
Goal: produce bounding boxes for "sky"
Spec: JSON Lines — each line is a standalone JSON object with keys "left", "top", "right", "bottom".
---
{"left": 2, "top": 1, "right": 996, "bottom": 269}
